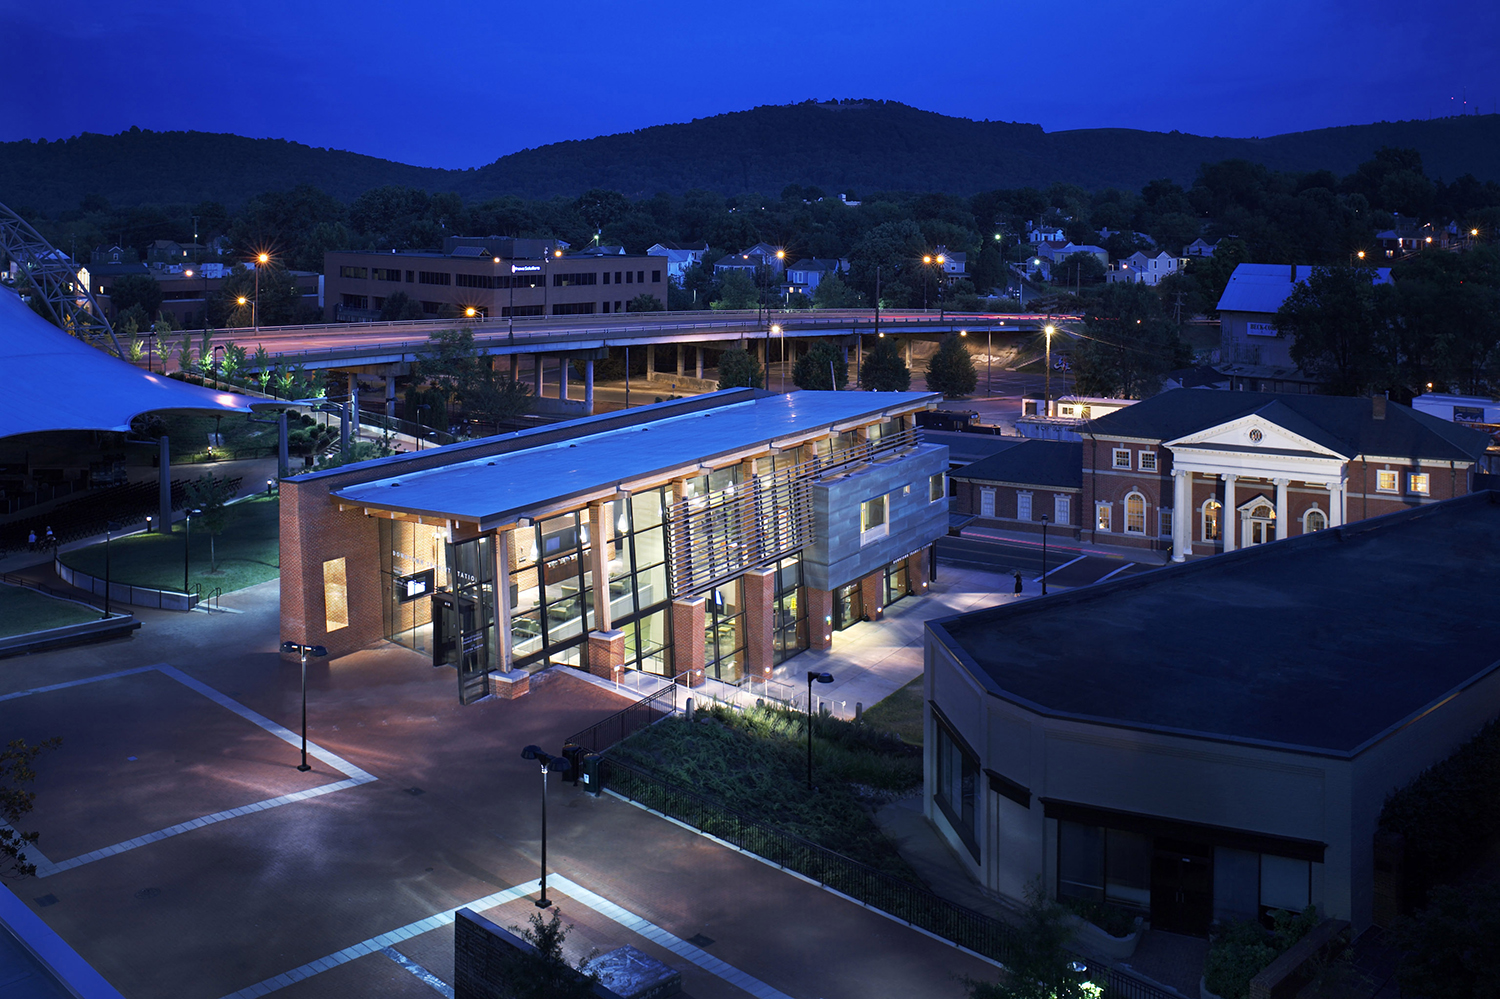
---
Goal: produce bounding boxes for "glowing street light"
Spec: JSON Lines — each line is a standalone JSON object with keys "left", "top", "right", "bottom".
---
{"left": 1044, "top": 324, "right": 1056, "bottom": 417}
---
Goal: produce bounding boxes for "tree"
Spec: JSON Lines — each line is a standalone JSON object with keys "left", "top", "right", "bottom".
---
{"left": 1054, "top": 253, "right": 1106, "bottom": 289}
{"left": 714, "top": 269, "right": 760, "bottom": 310}
{"left": 627, "top": 293, "right": 664, "bottom": 312}
{"left": 925, "top": 334, "right": 978, "bottom": 398}
{"left": 208, "top": 263, "right": 303, "bottom": 328}
{"left": 964, "top": 882, "right": 1099, "bottom": 999}
{"left": 1277, "top": 266, "right": 1391, "bottom": 396}
{"left": 500, "top": 909, "right": 600, "bottom": 999}
{"left": 793, "top": 341, "right": 848, "bottom": 390}
{"left": 184, "top": 473, "right": 235, "bottom": 573}
{"left": 861, "top": 335, "right": 911, "bottom": 391}
{"left": 379, "top": 291, "right": 425, "bottom": 321}
{"left": 716, "top": 347, "right": 764, "bottom": 389}
{"left": 1391, "top": 882, "right": 1500, "bottom": 999}
{"left": 812, "top": 271, "right": 865, "bottom": 309}
{"left": 110, "top": 274, "right": 163, "bottom": 319}
{"left": 1, "top": 737, "right": 62, "bottom": 879}
{"left": 415, "top": 328, "right": 532, "bottom": 430}
{"left": 1073, "top": 282, "right": 1192, "bottom": 398}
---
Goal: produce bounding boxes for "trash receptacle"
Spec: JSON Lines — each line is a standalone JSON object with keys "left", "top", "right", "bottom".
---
{"left": 560, "top": 743, "right": 584, "bottom": 786}
{"left": 579, "top": 752, "right": 602, "bottom": 796}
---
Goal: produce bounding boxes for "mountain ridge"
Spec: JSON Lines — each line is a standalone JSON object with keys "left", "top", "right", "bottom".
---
{"left": 3, "top": 100, "right": 1498, "bottom": 213}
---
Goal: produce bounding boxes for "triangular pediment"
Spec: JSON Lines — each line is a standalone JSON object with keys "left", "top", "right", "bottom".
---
{"left": 1165, "top": 404, "right": 1351, "bottom": 459}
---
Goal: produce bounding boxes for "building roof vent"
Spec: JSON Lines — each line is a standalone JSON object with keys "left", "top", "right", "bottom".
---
{"left": 1372, "top": 394, "right": 1387, "bottom": 420}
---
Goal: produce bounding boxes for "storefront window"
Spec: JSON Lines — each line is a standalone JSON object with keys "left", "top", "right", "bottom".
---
{"left": 380, "top": 519, "right": 449, "bottom": 654}
{"left": 885, "top": 557, "right": 910, "bottom": 607}
{"left": 703, "top": 579, "right": 746, "bottom": 683}
{"left": 1057, "top": 822, "right": 1152, "bottom": 911}
{"left": 772, "top": 556, "right": 808, "bottom": 666}
{"left": 935, "top": 717, "right": 979, "bottom": 859}
{"left": 834, "top": 582, "right": 862, "bottom": 631}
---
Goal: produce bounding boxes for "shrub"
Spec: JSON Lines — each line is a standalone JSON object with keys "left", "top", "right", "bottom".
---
{"left": 1059, "top": 896, "right": 1137, "bottom": 938}
{"left": 1204, "top": 908, "right": 1319, "bottom": 999}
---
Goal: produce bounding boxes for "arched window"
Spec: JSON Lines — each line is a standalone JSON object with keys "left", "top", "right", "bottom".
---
{"left": 1125, "top": 492, "right": 1147, "bottom": 534}
{"left": 1251, "top": 503, "right": 1273, "bottom": 520}
{"left": 1201, "top": 499, "right": 1222, "bottom": 542}
{"left": 1304, "top": 508, "right": 1327, "bottom": 533}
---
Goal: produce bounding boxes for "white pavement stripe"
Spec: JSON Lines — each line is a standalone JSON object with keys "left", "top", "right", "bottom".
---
{"left": 550, "top": 875, "right": 797, "bottom": 999}
{"left": 0, "top": 823, "right": 54, "bottom": 876}
{"left": 1034, "top": 553, "right": 1087, "bottom": 581}
{"left": 0, "top": 665, "right": 156, "bottom": 701}
{"left": 1095, "top": 562, "right": 1135, "bottom": 582}
{"left": 379, "top": 947, "right": 454, "bottom": 998}
{"left": 36, "top": 778, "right": 372, "bottom": 878}
{"left": 215, "top": 881, "right": 540, "bottom": 999}
{"left": 156, "top": 664, "right": 377, "bottom": 782}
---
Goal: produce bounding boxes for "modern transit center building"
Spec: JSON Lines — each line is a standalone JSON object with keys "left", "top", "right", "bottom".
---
{"left": 280, "top": 389, "right": 949, "bottom": 701}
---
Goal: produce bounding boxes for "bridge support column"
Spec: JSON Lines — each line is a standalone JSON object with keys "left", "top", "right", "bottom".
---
{"left": 695, "top": 346, "right": 703, "bottom": 379}
{"left": 385, "top": 375, "right": 396, "bottom": 418}
{"left": 645, "top": 343, "right": 656, "bottom": 383}
{"left": 559, "top": 355, "right": 570, "bottom": 401}
{"left": 533, "top": 354, "right": 544, "bottom": 398}
{"left": 585, "top": 359, "right": 595, "bottom": 413}
{"left": 676, "top": 343, "right": 684, "bottom": 378}
{"left": 510, "top": 354, "right": 519, "bottom": 381}
{"left": 346, "top": 372, "right": 357, "bottom": 407}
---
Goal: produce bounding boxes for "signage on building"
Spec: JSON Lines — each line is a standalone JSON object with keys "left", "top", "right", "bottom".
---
{"left": 398, "top": 569, "right": 435, "bottom": 602}
{"left": 1246, "top": 321, "right": 1279, "bottom": 337}
{"left": 511, "top": 265, "right": 542, "bottom": 273}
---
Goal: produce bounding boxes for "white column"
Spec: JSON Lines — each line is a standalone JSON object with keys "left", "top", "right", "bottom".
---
{"left": 559, "top": 355, "right": 570, "bottom": 401}
{"left": 696, "top": 346, "right": 703, "bottom": 379}
{"left": 1172, "top": 470, "right": 1191, "bottom": 562}
{"left": 1327, "top": 481, "right": 1344, "bottom": 527}
{"left": 588, "top": 502, "right": 611, "bottom": 634}
{"left": 533, "top": 354, "right": 544, "bottom": 397}
{"left": 1221, "top": 473, "right": 1237, "bottom": 552}
{"left": 1274, "top": 478, "right": 1290, "bottom": 540}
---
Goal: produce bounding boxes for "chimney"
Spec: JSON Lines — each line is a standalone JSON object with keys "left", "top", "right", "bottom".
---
{"left": 1372, "top": 394, "right": 1387, "bottom": 420}
{"left": 1290, "top": 263, "right": 1297, "bottom": 284}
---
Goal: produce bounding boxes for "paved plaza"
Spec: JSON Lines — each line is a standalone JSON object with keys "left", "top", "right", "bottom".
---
{"left": 2, "top": 571, "right": 1006, "bottom": 998}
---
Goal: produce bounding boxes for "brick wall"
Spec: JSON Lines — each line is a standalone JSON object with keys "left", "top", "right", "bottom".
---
{"left": 859, "top": 570, "right": 883, "bottom": 622}
{"left": 807, "top": 588, "right": 833, "bottom": 650}
{"left": 279, "top": 476, "right": 384, "bottom": 660}
{"left": 671, "top": 596, "right": 705, "bottom": 686}
{"left": 742, "top": 568, "right": 775, "bottom": 682}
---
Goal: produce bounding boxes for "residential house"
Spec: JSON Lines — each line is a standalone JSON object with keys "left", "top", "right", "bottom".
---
{"left": 1027, "top": 224, "right": 1066, "bottom": 244}
{"left": 646, "top": 242, "right": 709, "bottom": 286}
{"left": 1106, "top": 250, "right": 1182, "bottom": 287}
{"left": 713, "top": 243, "right": 786, "bottom": 278}
{"left": 1183, "top": 238, "right": 1220, "bottom": 257}
{"left": 950, "top": 388, "right": 1488, "bottom": 557}
{"left": 784, "top": 258, "right": 847, "bottom": 298}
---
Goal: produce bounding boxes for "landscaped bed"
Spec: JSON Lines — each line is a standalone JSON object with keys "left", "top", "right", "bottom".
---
{"left": 59, "top": 495, "right": 280, "bottom": 595}
{"left": 0, "top": 586, "right": 101, "bottom": 637}
{"left": 608, "top": 701, "right": 924, "bottom": 880}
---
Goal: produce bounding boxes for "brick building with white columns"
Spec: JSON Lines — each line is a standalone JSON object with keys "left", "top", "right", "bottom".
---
{"left": 953, "top": 390, "right": 1488, "bottom": 558}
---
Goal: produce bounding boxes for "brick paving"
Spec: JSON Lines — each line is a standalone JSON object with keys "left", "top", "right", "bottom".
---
{"left": 3, "top": 578, "right": 1002, "bottom": 999}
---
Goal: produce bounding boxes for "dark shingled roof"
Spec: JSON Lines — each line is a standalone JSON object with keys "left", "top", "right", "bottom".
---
{"left": 951, "top": 439, "right": 1082, "bottom": 489}
{"left": 1083, "top": 389, "right": 1488, "bottom": 463}
{"left": 932, "top": 492, "right": 1500, "bottom": 755}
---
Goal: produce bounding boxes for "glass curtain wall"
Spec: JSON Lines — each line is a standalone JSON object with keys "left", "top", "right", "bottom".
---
{"left": 507, "top": 512, "right": 593, "bottom": 668}
{"left": 609, "top": 488, "right": 674, "bottom": 675}
{"left": 380, "top": 519, "right": 449, "bottom": 654}
{"left": 885, "top": 557, "right": 910, "bottom": 607}
{"left": 444, "top": 534, "right": 496, "bottom": 675}
{"left": 703, "top": 579, "right": 746, "bottom": 683}
{"left": 772, "top": 555, "right": 807, "bottom": 666}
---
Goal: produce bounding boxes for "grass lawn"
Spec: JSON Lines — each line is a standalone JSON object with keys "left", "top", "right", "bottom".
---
{"left": 0, "top": 586, "right": 101, "bottom": 637}
{"left": 152, "top": 412, "right": 280, "bottom": 463}
{"left": 862, "top": 677, "right": 924, "bottom": 747}
{"left": 61, "top": 495, "right": 279, "bottom": 595}
{"left": 611, "top": 702, "right": 923, "bottom": 880}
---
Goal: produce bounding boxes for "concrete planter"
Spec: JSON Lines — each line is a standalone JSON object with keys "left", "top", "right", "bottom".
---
{"left": 1065, "top": 912, "right": 1144, "bottom": 961}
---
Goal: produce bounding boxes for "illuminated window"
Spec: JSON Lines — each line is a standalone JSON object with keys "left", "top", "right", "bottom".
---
{"left": 930, "top": 472, "right": 945, "bottom": 502}
{"left": 860, "top": 495, "right": 888, "bottom": 544}
{"left": 1201, "top": 499, "right": 1222, "bottom": 541}
{"left": 1376, "top": 470, "right": 1398, "bottom": 492}
{"left": 1408, "top": 473, "right": 1430, "bottom": 495}
{"left": 1112, "top": 448, "right": 1131, "bottom": 469}
{"left": 1096, "top": 503, "right": 1112, "bottom": 532}
{"left": 322, "top": 558, "right": 349, "bottom": 632}
{"left": 1304, "top": 509, "right": 1326, "bottom": 533}
{"left": 1124, "top": 492, "right": 1146, "bottom": 534}
{"left": 1138, "top": 451, "right": 1158, "bottom": 472}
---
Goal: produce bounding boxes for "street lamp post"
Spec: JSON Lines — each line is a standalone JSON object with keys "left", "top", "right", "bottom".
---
{"left": 987, "top": 327, "right": 993, "bottom": 396}
{"left": 253, "top": 252, "right": 269, "bottom": 333}
{"left": 182, "top": 507, "right": 200, "bottom": 594}
{"left": 806, "top": 671, "right": 834, "bottom": 790}
{"left": 772, "top": 324, "right": 785, "bottom": 392}
{"left": 1040, "top": 515, "right": 1049, "bottom": 596}
{"left": 521, "top": 745, "right": 571, "bottom": 908}
{"left": 280, "top": 642, "right": 328, "bottom": 772}
{"left": 1044, "top": 324, "right": 1055, "bottom": 417}
{"left": 102, "top": 520, "right": 121, "bottom": 618}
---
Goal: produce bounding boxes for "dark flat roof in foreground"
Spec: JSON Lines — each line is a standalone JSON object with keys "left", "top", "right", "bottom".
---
{"left": 933, "top": 491, "right": 1500, "bottom": 756}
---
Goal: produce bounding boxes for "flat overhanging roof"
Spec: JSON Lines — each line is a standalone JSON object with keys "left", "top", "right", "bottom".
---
{"left": 333, "top": 391, "right": 938, "bottom": 526}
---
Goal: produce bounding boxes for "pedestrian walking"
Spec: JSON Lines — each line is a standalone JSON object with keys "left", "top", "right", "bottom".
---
{"left": 27, "top": 530, "right": 36, "bottom": 551}
{"left": 44, "top": 526, "right": 55, "bottom": 550}
{"left": 1013, "top": 570, "right": 1023, "bottom": 595}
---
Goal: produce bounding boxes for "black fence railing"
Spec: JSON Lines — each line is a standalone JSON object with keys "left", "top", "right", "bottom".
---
{"left": 565, "top": 673, "right": 688, "bottom": 751}
{"left": 0, "top": 570, "right": 101, "bottom": 609}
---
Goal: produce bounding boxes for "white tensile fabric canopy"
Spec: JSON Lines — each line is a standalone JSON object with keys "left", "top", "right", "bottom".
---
{"left": 0, "top": 287, "right": 255, "bottom": 438}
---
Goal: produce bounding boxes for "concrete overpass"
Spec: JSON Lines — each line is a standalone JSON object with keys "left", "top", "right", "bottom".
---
{"left": 203, "top": 308, "right": 1071, "bottom": 417}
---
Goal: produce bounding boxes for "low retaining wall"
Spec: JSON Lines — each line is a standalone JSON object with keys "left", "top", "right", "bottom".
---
{"left": 455, "top": 908, "right": 627, "bottom": 999}
{"left": 0, "top": 614, "right": 141, "bottom": 657}
{"left": 1248, "top": 919, "right": 1351, "bottom": 999}
{"left": 55, "top": 559, "right": 198, "bottom": 612}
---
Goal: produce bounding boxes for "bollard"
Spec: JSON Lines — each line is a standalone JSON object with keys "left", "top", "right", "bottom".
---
{"left": 684, "top": 697, "right": 694, "bottom": 722}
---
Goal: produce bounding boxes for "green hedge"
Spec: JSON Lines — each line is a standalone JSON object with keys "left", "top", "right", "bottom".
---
{"left": 1379, "top": 716, "right": 1500, "bottom": 907}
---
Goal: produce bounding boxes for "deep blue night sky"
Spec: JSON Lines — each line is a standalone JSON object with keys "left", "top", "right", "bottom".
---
{"left": 3, "top": 0, "right": 1497, "bottom": 170}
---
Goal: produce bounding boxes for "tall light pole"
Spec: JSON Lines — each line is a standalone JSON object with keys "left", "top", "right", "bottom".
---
{"left": 1040, "top": 515, "right": 1050, "bottom": 596}
{"left": 281, "top": 642, "right": 328, "bottom": 772}
{"left": 806, "top": 671, "right": 834, "bottom": 790}
{"left": 986, "top": 326, "right": 993, "bottom": 396}
{"left": 182, "top": 507, "right": 200, "bottom": 594}
{"left": 1044, "top": 324, "right": 1055, "bottom": 417}
{"left": 253, "top": 252, "right": 269, "bottom": 333}
{"left": 772, "top": 324, "right": 784, "bottom": 392}
{"left": 521, "top": 745, "right": 571, "bottom": 908}
{"left": 102, "top": 520, "right": 121, "bottom": 618}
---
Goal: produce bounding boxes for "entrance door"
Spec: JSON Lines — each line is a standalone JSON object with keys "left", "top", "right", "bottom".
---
{"left": 1244, "top": 503, "right": 1275, "bottom": 547}
{"left": 1150, "top": 838, "right": 1214, "bottom": 935}
{"left": 833, "top": 582, "right": 863, "bottom": 631}
{"left": 432, "top": 592, "right": 490, "bottom": 704}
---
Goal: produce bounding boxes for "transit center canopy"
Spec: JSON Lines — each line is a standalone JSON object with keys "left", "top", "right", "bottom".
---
{"left": 334, "top": 390, "right": 938, "bottom": 527}
{"left": 0, "top": 288, "right": 254, "bottom": 438}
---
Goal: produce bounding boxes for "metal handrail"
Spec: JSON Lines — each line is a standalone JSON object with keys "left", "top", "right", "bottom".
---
{"left": 564, "top": 671, "right": 691, "bottom": 751}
